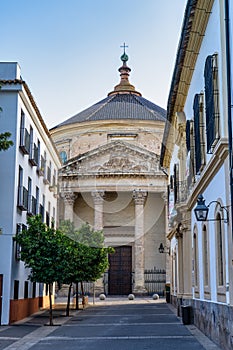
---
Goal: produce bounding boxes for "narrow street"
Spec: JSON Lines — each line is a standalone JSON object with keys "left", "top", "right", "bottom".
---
{"left": 0, "top": 298, "right": 220, "bottom": 350}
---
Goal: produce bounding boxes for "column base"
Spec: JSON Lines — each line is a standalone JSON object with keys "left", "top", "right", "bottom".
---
{"left": 132, "top": 285, "right": 148, "bottom": 296}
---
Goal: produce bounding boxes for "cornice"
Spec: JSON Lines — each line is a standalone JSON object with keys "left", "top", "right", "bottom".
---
{"left": 161, "top": 0, "right": 214, "bottom": 167}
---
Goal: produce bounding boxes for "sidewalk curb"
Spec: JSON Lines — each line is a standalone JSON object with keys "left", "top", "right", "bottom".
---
{"left": 167, "top": 303, "right": 221, "bottom": 350}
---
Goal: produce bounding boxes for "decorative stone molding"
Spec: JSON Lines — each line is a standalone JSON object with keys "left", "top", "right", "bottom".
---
{"left": 62, "top": 191, "right": 77, "bottom": 205}
{"left": 91, "top": 190, "right": 105, "bottom": 204}
{"left": 133, "top": 189, "right": 147, "bottom": 205}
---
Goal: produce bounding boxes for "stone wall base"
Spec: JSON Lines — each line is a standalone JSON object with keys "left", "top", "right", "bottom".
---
{"left": 171, "top": 294, "right": 233, "bottom": 350}
{"left": 191, "top": 299, "right": 233, "bottom": 350}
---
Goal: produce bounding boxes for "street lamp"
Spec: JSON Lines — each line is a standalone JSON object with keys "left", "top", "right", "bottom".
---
{"left": 158, "top": 243, "right": 170, "bottom": 255}
{"left": 194, "top": 194, "right": 229, "bottom": 223}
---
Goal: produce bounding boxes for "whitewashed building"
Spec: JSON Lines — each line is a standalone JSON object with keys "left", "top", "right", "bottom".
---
{"left": 160, "top": 0, "right": 233, "bottom": 348}
{"left": 0, "top": 62, "right": 60, "bottom": 324}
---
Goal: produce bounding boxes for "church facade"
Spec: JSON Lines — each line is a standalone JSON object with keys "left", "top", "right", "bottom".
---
{"left": 51, "top": 51, "right": 167, "bottom": 295}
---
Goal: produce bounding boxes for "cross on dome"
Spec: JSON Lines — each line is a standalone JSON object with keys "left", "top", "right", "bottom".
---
{"left": 120, "top": 42, "right": 129, "bottom": 62}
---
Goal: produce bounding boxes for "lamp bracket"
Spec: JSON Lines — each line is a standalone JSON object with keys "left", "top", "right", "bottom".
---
{"left": 206, "top": 201, "right": 229, "bottom": 224}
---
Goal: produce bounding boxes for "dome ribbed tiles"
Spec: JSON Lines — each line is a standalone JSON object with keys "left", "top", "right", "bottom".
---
{"left": 54, "top": 93, "right": 166, "bottom": 128}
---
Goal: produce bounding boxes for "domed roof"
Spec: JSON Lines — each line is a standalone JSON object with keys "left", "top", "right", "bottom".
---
{"left": 52, "top": 48, "right": 166, "bottom": 130}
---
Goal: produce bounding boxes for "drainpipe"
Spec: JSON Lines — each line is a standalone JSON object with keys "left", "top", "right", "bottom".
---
{"left": 225, "top": 0, "right": 233, "bottom": 236}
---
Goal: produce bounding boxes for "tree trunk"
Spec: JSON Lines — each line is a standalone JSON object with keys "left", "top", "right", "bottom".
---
{"left": 49, "top": 283, "right": 53, "bottom": 326}
{"left": 81, "top": 281, "right": 85, "bottom": 309}
{"left": 66, "top": 283, "right": 72, "bottom": 316}
{"left": 76, "top": 282, "right": 79, "bottom": 310}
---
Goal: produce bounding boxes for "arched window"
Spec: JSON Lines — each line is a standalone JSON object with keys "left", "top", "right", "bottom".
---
{"left": 202, "top": 225, "right": 209, "bottom": 287}
{"left": 60, "top": 151, "right": 67, "bottom": 164}
{"left": 193, "top": 229, "right": 199, "bottom": 288}
{"left": 216, "top": 213, "right": 224, "bottom": 286}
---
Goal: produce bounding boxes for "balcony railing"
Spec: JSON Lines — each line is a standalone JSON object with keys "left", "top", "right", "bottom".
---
{"left": 17, "top": 186, "right": 28, "bottom": 211}
{"left": 40, "top": 204, "right": 44, "bottom": 221}
{"left": 29, "top": 144, "right": 39, "bottom": 166}
{"left": 46, "top": 166, "right": 51, "bottom": 184}
{"left": 27, "top": 195, "right": 37, "bottom": 215}
{"left": 19, "top": 128, "right": 30, "bottom": 154}
{"left": 37, "top": 156, "right": 46, "bottom": 176}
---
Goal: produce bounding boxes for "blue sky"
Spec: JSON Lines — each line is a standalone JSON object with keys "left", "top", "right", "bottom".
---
{"left": 1, "top": 0, "right": 186, "bottom": 128}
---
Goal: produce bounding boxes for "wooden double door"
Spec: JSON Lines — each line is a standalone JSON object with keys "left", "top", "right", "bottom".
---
{"left": 108, "top": 246, "right": 132, "bottom": 295}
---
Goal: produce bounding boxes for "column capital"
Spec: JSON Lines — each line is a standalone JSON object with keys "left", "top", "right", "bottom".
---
{"left": 133, "top": 189, "right": 147, "bottom": 205}
{"left": 91, "top": 190, "right": 105, "bottom": 205}
{"left": 62, "top": 191, "right": 77, "bottom": 205}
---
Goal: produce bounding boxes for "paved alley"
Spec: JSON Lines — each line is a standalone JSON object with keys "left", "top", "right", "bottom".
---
{"left": 0, "top": 298, "right": 221, "bottom": 350}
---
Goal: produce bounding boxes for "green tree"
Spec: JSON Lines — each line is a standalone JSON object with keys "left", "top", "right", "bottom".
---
{"left": 0, "top": 131, "right": 13, "bottom": 151}
{"left": 59, "top": 221, "right": 113, "bottom": 312}
{"left": 15, "top": 215, "right": 69, "bottom": 325}
{"left": 0, "top": 92, "right": 13, "bottom": 151}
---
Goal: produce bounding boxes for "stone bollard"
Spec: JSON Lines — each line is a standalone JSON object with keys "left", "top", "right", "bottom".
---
{"left": 99, "top": 294, "right": 106, "bottom": 300}
{"left": 128, "top": 294, "right": 135, "bottom": 300}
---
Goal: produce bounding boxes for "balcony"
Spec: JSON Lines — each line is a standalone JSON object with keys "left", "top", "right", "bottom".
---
{"left": 40, "top": 204, "right": 44, "bottom": 221}
{"left": 37, "top": 155, "right": 45, "bottom": 176}
{"left": 44, "top": 166, "right": 51, "bottom": 185}
{"left": 27, "top": 195, "right": 37, "bottom": 216}
{"left": 17, "top": 186, "right": 28, "bottom": 211}
{"left": 19, "top": 128, "right": 30, "bottom": 155}
{"left": 29, "top": 144, "right": 39, "bottom": 166}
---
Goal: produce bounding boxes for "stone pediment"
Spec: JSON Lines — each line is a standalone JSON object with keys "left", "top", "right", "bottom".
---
{"left": 60, "top": 141, "right": 163, "bottom": 177}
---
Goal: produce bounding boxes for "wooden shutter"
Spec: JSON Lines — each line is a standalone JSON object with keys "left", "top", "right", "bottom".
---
{"left": 193, "top": 94, "right": 202, "bottom": 174}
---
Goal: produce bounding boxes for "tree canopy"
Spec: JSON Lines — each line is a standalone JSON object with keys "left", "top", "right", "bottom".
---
{"left": 15, "top": 216, "right": 113, "bottom": 322}
{"left": 0, "top": 131, "right": 13, "bottom": 151}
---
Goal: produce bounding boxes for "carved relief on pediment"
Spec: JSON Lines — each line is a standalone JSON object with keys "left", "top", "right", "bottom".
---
{"left": 97, "top": 155, "right": 149, "bottom": 172}
{"left": 60, "top": 142, "right": 161, "bottom": 176}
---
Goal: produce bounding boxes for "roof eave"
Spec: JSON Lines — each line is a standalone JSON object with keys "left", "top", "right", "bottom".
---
{"left": 160, "top": 0, "right": 214, "bottom": 167}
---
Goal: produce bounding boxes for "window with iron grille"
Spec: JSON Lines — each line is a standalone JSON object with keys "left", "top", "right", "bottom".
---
{"left": 173, "top": 164, "right": 179, "bottom": 204}
{"left": 36, "top": 187, "right": 39, "bottom": 214}
{"left": 216, "top": 213, "right": 224, "bottom": 286}
{"left": 14, "top": 280, "right": 19, "bottom": 300}
{"left": 186, "top": 120, "right": 196, "bottom": 187}
{"left": 204, "top": 54, "right": 220, "bottom": 153}
{"left": 40, "top": 155, "right": 46, "bottom": 176}
{"left": 19, "top": 111, "right": 29, "bottom": 154}
{"left": 36, "top": 140, "right": 41, "bottom": 172}
{"left": 15, "top": 224, "right": 21, "bottom": 261}
{"left": 186, "top": 120, "right": 191, "bottom": 153}
{"left": 193, "top": 93, "right": 205, "bottom": 174}
{"left": 29, "top": 126, "right": 33, "bottom": 161}
{"left": 40, "top": 204, "right": 44, "bottom": 222}
{"left": 32, "top": 282, "right": 36, "bottom": 298}
{"left": 24, "top": 281, "right": 29, "bottom": 299}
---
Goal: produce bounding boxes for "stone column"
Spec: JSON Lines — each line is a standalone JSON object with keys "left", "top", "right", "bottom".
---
{"left": 91, "top": 190, "right": 105, "bottom": 230}
{"left": 91, "top": 190, "right": 105, "bottom": 295}
{"left": 58, "top": 191, "right": 77, "bottom": 297}
{"left": 133, "top": 189, "right": 147, "bottom": 295}
{"left": 62, "top": 191, "right": 77, "bottom": 222}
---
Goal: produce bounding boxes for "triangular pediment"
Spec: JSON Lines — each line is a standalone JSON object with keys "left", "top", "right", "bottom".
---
{"left": 60, "top": 141, "right": 164, "bottom": 177}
